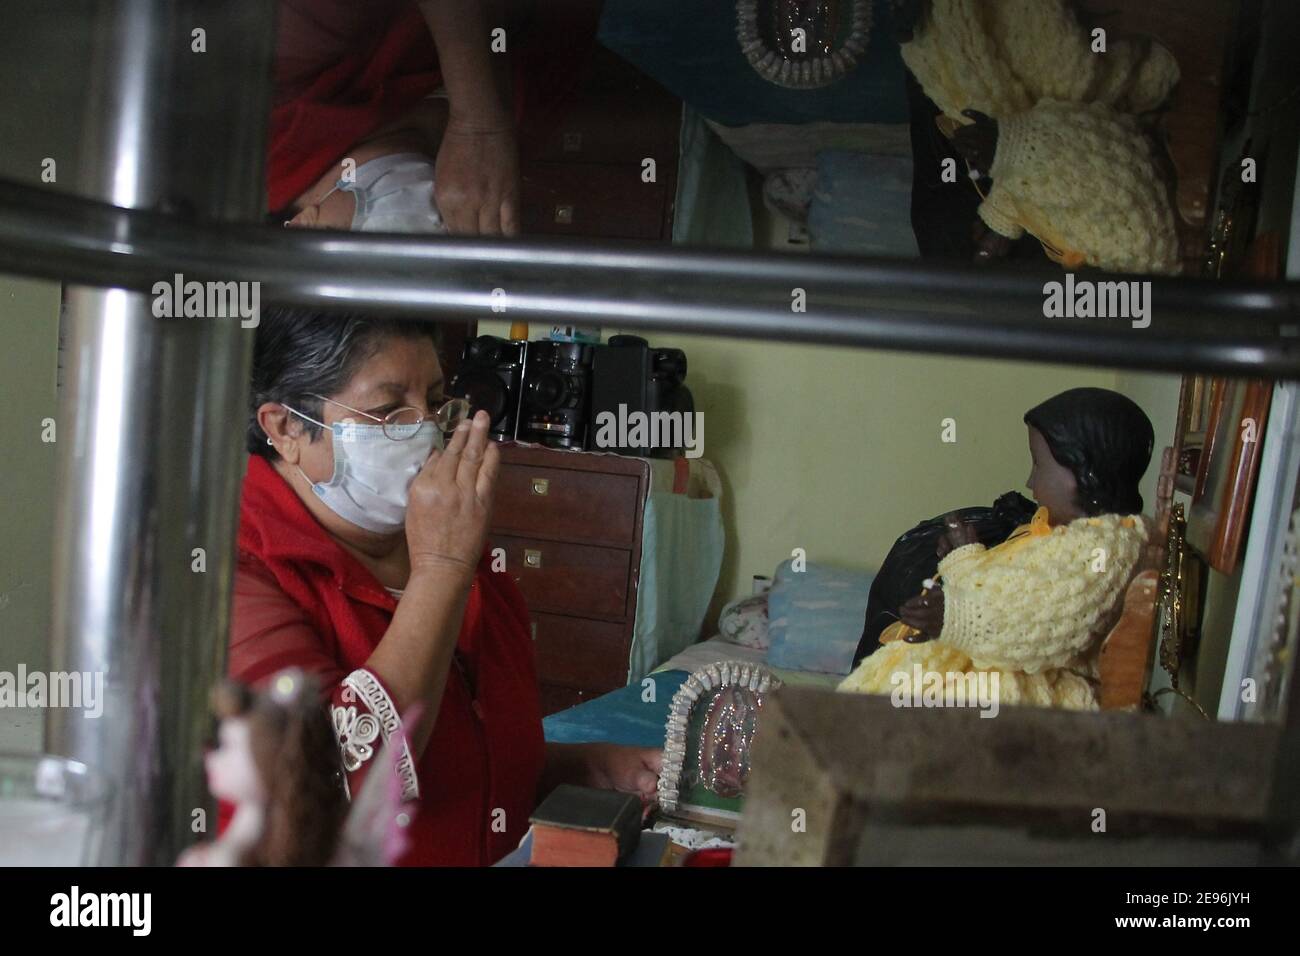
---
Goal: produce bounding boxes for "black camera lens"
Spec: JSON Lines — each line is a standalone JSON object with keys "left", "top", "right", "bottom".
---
{"left": 526, "top": 370, "right": 569, "bottom": 409}
{"left": 651, "top": 348, "right": 687, "bottom": 381}
{"left": 465, "top": 336, "right": 503, "bottom": 365}
{"left": 454, "top": 369, "right": 509, "bottom": 421}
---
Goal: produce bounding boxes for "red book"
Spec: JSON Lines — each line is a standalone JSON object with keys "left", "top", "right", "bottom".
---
{"left": 528, "top": 785, "right": 642, "bottom": 867}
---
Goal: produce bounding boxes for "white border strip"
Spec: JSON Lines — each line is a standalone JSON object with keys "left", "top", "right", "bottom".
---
{"left": 1218, "top": 144, "right": 1300, "bottom": 721}
{"left": 342, "top": 669, "right": 420, "bottom": 801}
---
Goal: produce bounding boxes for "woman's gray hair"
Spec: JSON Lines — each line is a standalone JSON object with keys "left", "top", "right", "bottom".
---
{"left": 247, "top": 306, "right": 443, "bottom": 458}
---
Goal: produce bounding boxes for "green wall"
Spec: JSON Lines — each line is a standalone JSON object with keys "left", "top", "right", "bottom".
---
{"left": 654, "top": 334, "right": 1119, "bottom": 607}
{"left": 0, "top": 279, "right": 61, "bottom": 675}
{"left": 481, "top": 316, "right": 1152, "bottom": 615}
{"left": 483, "top": 200, "right": 1183, "bottom": 616}
{"left": 0, "top": 3, "right": 88, "bottom": 705}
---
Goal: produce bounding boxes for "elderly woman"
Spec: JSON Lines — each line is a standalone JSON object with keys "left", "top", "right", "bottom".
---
{"left": 227, "top": 306, "right": 660, "bottom": 865}
{"left": 839, "top": 387, "right": 1154, "bottom": 710}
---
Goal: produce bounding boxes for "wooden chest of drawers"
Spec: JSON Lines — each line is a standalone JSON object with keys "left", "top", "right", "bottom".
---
{"left": 518, "top": 47, "right": 680, "bottom": 243}
{"left": 489, "top": 443, "right": 652, "bottom": 715}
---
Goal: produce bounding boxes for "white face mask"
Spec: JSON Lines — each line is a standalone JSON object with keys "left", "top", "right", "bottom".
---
{"left": 282, "top": 402, "right": 441, "bottom": 534}
{"left": 325, "top": 152, "right": 449, "bottom": 233}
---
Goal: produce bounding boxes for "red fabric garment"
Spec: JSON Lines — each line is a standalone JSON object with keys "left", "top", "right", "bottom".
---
{"left": 269, "top": 1, "right": 442, "bottom": 212}
{"left": 225, "top": 453, "right": 546, "bottom": 866}
{"left": 268, "top": 0, "right": 603, "bottom": 213}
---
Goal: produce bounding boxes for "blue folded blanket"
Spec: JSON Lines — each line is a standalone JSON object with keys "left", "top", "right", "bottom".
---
{"left": 766, "top": 560, "right": 875, "bottom": 675}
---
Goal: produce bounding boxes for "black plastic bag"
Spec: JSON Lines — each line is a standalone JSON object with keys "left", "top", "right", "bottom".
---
{"left": 851, "top": 491, "right": 1037, "bottom": 667}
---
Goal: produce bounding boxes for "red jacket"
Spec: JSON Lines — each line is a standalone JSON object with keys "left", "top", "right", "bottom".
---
{"left": 268, "top": 0, "right": 603, "bottom": 212}
{"left": 269, "top": 1, "right": 442, "bottom": 212}
{"left": 227, "top": 454, "right": 545, "bottom": 866}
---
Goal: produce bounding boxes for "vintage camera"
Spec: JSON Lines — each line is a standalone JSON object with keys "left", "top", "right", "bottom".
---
{"left": 517, "top": 340, "right": 595, "bottom": 449}
{"left": 588, "top": 334, "right": 694, "bottom": 458}
{"left": 448, "top": 335, "right": 527, "bottom": 441}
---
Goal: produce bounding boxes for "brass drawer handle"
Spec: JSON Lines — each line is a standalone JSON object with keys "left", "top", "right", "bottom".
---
{"left": 524, "top": 549, "right": 543, "bottom": 568}
{"left": 531, "top": 477, "right": 549, "bottom": 496}
{"left": 554, "top": 204, "right": 574, "bottom": 225}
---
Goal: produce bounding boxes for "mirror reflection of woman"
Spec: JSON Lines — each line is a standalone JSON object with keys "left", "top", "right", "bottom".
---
{"left": 271, "top": 0, "right": 521, "bottom": 235}
{"left": 225, "top": 307, "right": 659, "bottom": 865}
{"left": 840, "top": 388, "right": 1155, "bottom": 710}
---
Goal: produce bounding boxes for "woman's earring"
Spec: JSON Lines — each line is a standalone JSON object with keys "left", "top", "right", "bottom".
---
{"left": 266, "top": 437, "right": 274, "bottom": 447}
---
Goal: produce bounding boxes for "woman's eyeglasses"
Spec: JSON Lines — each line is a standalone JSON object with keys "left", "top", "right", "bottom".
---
{"left": 308, "top": 393, "right": 472, "bottom": 441}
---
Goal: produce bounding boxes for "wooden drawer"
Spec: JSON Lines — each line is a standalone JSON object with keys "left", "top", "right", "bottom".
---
{"left": 523, "top": 96, "right": 680, "bottom": 166}
{"left": 492, "top": 534, "right": 630, "bottom": 620}
{"left": 520, "top": 163, "right": 669, "bottom": 240}
{"left": 521, "top": 48, "right": 680, "bottom": 166}
{"left": 493, "top": 462, "right": 641, "bottom": 548}
{"left": 531, "top": 612, "right": 629, "bottom": 691}
{"left": 539, "top": 683, "right": 600, "bottom": 716}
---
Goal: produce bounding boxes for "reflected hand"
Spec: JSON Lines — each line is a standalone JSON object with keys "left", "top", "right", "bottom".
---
{"left": 434, "top": 116, "right": 521, "bottom": 236}
{"left": 973, "top": 219, "right": 1015, "bottom": 263}
{"left": 951, "top": 109, "right": 998, "bottom": 175}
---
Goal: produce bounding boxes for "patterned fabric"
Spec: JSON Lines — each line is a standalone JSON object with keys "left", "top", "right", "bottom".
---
{"left": 336, "top": 668, "right": 419, "bottom": 801}
{"left": 332, "top": 701, "right": 380, "bottom": 773}
{"left": 979, "top": 100, "right": 1180, "bottom": 274}
{"left": 717, "top": 593, "right": 771, "bottom": 650}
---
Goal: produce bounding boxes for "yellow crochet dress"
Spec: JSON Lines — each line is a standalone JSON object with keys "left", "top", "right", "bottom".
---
{"left": 901, "top": 0, "right": 1180, "bottom": 121}
{"left": 838, "top": 507, "right": 1150, "bottom": 710}
{"left": 977, "top": 99, "right": 1180, "bottom": 275}
{"left": 900, "top": 0, "right": 1182, "bottom": 274}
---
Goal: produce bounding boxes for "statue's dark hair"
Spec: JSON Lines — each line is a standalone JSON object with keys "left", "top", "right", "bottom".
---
{"left": 1024, "top": 388, "right": 1154, "bottom": 516}
{"left": 247, "top": 306, "right": 442, "bottom": 459}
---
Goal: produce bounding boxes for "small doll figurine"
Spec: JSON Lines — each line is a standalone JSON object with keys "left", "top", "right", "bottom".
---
{"left": 893, "top": 0, "right": 1182, "bottom": 274}
{"left": 178, "top": 669, "right": 414, "bottom": 867}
